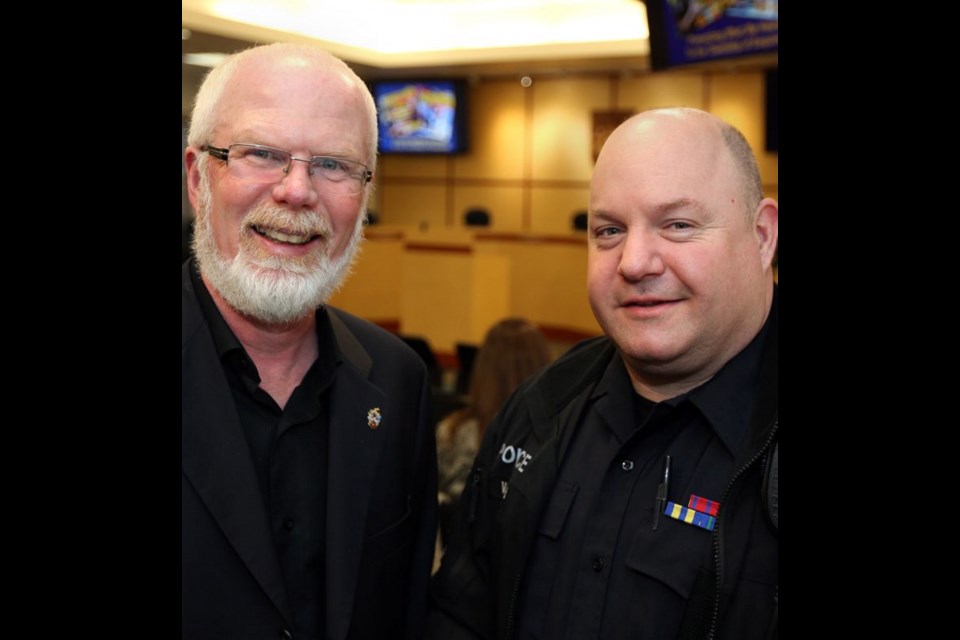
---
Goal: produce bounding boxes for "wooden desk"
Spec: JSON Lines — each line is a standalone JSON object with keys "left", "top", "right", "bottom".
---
{"left": 329, "top": 226, "right": 601, "bottom": 355}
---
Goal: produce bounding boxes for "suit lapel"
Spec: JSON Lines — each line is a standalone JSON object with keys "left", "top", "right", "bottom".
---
{"left": 182, "top": 290, "right": 293, "bottom": 626}
{"left": 325, "top": 311, "right": 389, "bottom": 640}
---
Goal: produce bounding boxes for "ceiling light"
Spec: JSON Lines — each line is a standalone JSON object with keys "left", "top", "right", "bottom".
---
{"left": 183, "top": 0, "right": 648, "bottom": 65}
{"left": 183, "top": 52, "right": 230, "bottom": 68}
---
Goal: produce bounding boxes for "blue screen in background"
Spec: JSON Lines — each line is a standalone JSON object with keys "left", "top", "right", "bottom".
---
{"left": 376, "top": 81, "right": 461, "bottom": 153}
{"left": 648, "top": 0, "right": 778, "bottom": 70}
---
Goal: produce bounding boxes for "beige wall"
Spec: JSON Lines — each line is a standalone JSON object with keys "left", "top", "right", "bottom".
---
{"left": 376, "top": 67, "right": 778, "bottom": 232}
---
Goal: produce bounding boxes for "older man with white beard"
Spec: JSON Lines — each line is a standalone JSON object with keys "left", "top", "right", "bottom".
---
{"left": 182, "top": 43, "right": 437, "bottom": 640}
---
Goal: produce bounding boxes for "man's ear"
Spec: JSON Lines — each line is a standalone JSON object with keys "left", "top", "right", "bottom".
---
{"left": 753, "top": 198, "right": 779, "bottom": 270}
{"left": 184, "top": 147, "right": 203, "bottom": 212}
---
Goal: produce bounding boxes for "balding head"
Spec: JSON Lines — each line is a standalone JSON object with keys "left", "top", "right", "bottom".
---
{"left": 599, "top": 108, "right": 762, "bottom": 221}
{"left": 188, "top": 43, "right": 378, "bottom": 167}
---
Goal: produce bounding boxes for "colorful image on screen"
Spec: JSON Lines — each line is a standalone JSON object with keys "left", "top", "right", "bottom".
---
{"left": 375, "top": 81, "right": 464, "bottom": 153}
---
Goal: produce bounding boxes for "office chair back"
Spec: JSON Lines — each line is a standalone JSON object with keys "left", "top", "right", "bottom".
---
{"left": 464, "top": 209, "right": 491, "bottom": 227}
{"left": 572, "top": 211, "right": 588, "bottom": 231}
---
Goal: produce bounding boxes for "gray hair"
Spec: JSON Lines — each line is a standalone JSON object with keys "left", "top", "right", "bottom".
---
{"left": 718, "top": 120, "right": 763, "bottom": 217}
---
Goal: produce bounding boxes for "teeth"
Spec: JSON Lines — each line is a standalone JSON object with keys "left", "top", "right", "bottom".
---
{"left": 255, "top": 226, "right": 314, "bottom": 245}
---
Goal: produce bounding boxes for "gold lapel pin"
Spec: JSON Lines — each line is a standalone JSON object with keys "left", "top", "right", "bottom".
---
{"left": 367, "top": 407, "right": 382, "bottom": 429}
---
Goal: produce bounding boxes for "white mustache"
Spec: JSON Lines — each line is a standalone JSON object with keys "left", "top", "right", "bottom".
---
{"left": 243, "top": 204, "right": 332, "bottom": 240}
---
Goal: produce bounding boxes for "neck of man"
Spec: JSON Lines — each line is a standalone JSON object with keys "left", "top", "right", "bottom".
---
{"left": 623, "top": 364, "right": 717, "bottom": 403}
{"left": 203, "top": 274, "right": 320, "bottom": 408}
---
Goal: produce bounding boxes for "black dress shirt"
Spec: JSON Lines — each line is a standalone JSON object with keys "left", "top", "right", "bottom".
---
{"left": 192, "top": 265, "right": 335, "bottom": 640}
{"left": 517, "top": 319, "right": 770, "bottom": 640}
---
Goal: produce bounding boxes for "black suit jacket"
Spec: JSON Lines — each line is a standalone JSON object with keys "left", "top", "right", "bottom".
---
{"left": 182, "top": 264, "right": 438, "bottom": 639}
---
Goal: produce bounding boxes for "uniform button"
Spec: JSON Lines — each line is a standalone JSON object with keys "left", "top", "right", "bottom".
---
{"left": 621, "top": 460, "right": 634, "bottom": 471}
{"left": 593, "top": 556, "right": 604, "bottom": 572}
{"left": 279, "top": 629, "right": 293, "bottom": 640}
{"left": 283, "top": 518, "right": 295, "bottom": 531}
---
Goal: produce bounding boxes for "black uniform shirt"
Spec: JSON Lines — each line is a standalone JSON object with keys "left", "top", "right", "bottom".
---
{"left": 517, "top": 318, "right": 770, "bottom": 640}
{"left": 192, "top": 265, "right": 336, "bottom": 640}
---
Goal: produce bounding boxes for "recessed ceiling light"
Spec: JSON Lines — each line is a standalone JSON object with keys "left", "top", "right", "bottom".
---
{"left": 183, "top": 53, "right": 229, "bottom": 68}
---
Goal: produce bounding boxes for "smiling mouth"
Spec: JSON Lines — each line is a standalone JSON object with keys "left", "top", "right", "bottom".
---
{"left": 622, "top": 298, "right": 681, "bottom": 310}
{"left": 252, "top": 224, "right": 322, "bottom": 246}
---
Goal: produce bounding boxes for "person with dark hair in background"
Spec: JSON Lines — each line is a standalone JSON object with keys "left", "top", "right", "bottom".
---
{"left": 436, "top": 318, "right": 552, "bottom": 550}
{"left": 428, "top": 108, "right": 778, "bottom": 639}
{"left": 182, "top": 43, "right": 437, "bottom": 640}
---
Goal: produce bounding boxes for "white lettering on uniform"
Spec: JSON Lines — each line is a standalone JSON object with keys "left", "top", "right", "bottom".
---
{"left": 515, "top": 452, "right": 532, "bottom": 473}
{"left": 499, "top": 442, "right": 534, "bottom": 473}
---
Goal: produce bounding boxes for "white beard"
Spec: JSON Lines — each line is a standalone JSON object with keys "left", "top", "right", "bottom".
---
{"left": 192, "top": 169, "right": 365, "bottom": 325}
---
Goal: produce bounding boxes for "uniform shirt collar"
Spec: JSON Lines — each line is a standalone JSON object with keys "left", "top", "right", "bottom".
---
{"left": 684, "top": 314, "right": 771, "bottom": 457}
{"left": 590, "top": 309, "right": 771, "bottom": 458}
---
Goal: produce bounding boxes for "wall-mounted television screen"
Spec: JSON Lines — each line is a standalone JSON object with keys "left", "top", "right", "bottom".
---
{"left": 646, "top": 0, "right": 778, "bottom": 71}
{"left": 373, "top": 80, "right": 467, "bottom": 154}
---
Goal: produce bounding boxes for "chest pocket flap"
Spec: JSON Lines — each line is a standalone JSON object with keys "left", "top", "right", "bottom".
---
{"left": 625, "top": 515, "right": 712, "bottom": 599}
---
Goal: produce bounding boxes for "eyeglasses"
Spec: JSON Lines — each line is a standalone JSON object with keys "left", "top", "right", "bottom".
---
{"left": 203, "top": 143, "right": 373, "bottom": 196}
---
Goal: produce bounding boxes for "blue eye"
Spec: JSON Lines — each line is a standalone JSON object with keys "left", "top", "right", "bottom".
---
{"left": 595, "top": 227, "right": 622, "bottom": 237}
{"left": 315, "top": 157, "right": 343, "bottom": 172}
{"left": 239, "top": 146, "right": 288, "bottom": 167}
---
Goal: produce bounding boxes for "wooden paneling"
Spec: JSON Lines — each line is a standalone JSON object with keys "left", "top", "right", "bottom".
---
{"left": 454, "top": 80, "right": 526, "bottom": 180}
{"left": 530, "top": 77, "right": 611, "bottom": 181}
{"left": 709, "top": 72, "right": 777, "bottom": 187}
{"left": 453, "top": 185, "right": 524, "bottom": 231}
{"left": 378, "top": 152, "right": 449, "bottom": 178}
{"left": 401, "top": 249, "right": 510, "bottom": 352}
{"left": 618, "top": 72, "right": 706, "bottom": 111}
{"left": 327, "top": 233, "right": 404, "bottom": 322}
{"left": 379, "top": 182, "right": 447, "bottom": 228}
{"left": 474, "top": 236, "right": 599, "bottom": 336}
{"left": 529, "top": 187, "right": 590, "bottom": 234}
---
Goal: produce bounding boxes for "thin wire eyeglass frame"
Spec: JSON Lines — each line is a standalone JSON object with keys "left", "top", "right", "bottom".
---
{"left": 202, "top": 143, "right": 373, "bottom": 195}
